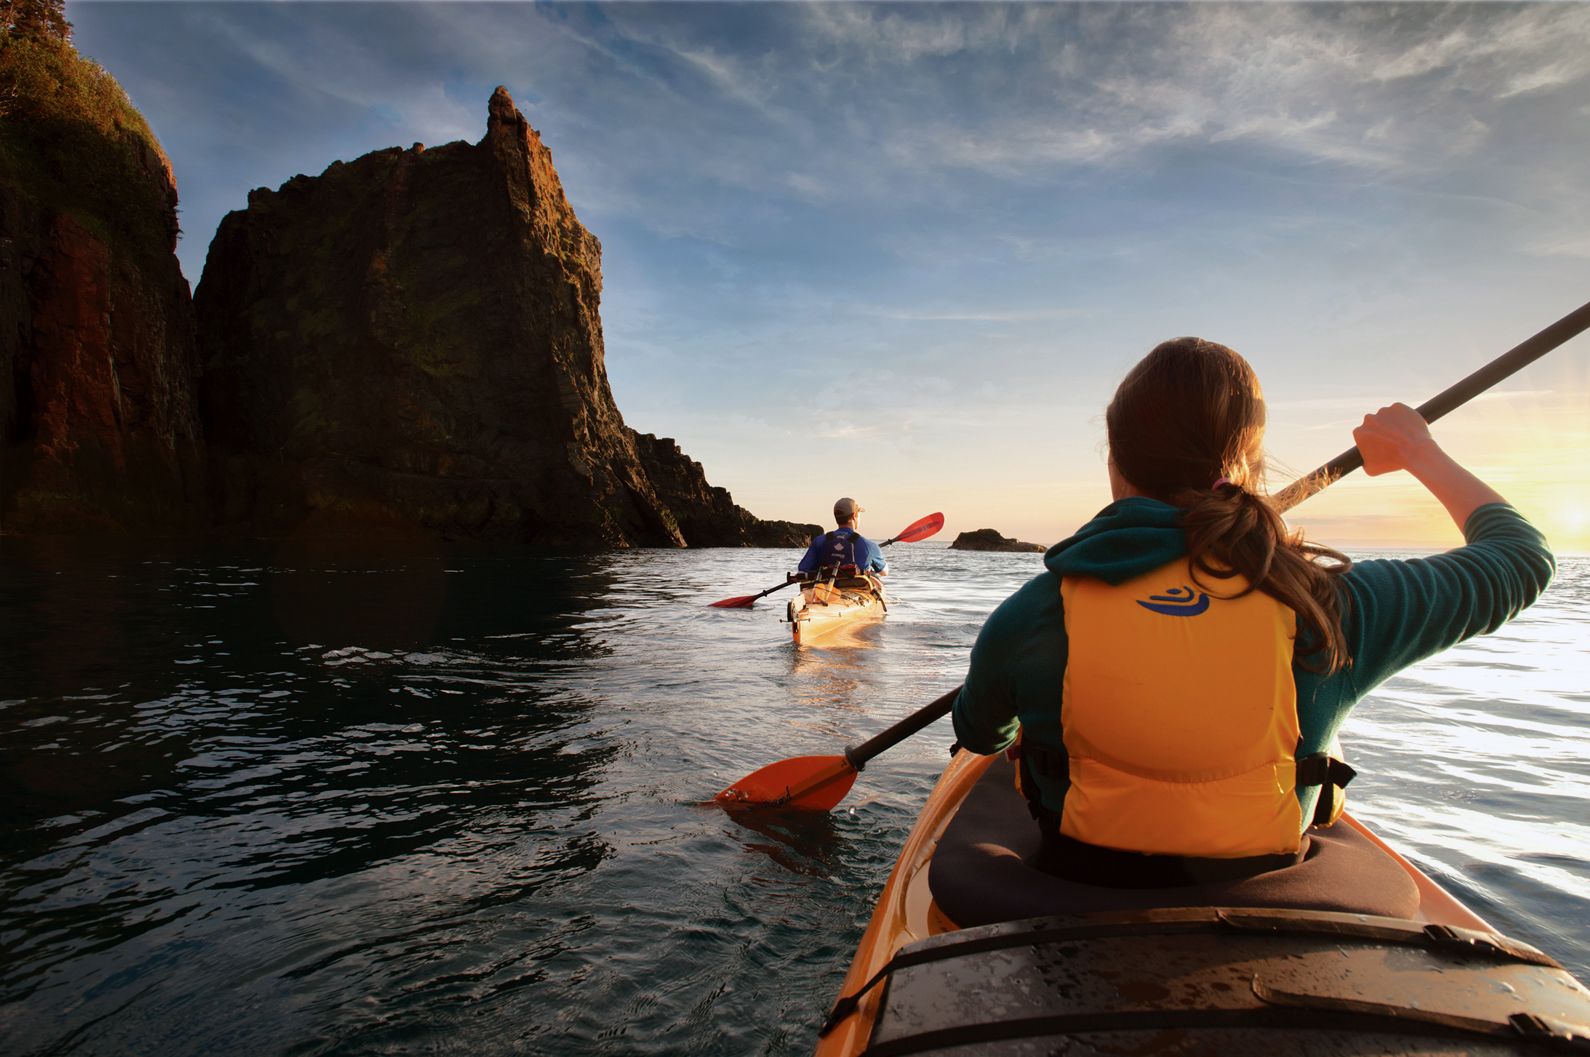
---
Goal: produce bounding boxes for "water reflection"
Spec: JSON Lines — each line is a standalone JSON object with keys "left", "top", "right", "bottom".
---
{"left": 0, "top": 544, "right": 626, "bottom": 1046}
{"left": 787, "top": 637, "right": 876, "bottom": 714}
{"left": 720, "top": 803, "right": 846, "bottom": 878}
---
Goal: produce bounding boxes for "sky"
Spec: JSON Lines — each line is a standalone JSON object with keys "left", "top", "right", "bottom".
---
{"left": 71, "top": 1, "right": 1590, "bottom": 552}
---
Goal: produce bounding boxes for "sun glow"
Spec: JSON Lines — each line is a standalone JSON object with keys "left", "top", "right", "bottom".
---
{"left": 1269, "top": 373, "right": 1590, "bottom": 555}
{"left": 1543, "top": 502, "right": 1590, "bottom": 556}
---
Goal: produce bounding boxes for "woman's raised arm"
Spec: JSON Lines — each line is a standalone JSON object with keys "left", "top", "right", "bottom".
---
{"left": 1352, "top": 402, "right": 1508, "bottom": 530}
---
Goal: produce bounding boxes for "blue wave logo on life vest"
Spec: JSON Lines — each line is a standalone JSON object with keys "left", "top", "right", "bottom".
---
{"left": 1136, "top": 585, "right": 1209, "bottom": 617}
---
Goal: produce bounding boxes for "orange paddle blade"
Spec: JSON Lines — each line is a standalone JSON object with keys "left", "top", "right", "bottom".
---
{"left": 709, "top": 579, "right": 798, "bottom": 608}
{"left": 890, "top": 512, "right": 944, "bottom": 545}
{"left": 714, "top": 754, "right": 859, "bottom": 811}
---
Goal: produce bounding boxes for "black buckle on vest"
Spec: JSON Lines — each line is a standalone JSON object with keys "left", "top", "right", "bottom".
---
{"left": 1297, "top": 753, "right": 1356, "bottom": 827}
{"left": 1296, "top": 753, "right": 1356, "bottom": 789}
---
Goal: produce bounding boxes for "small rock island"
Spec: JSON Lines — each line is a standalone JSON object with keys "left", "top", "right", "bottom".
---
{"left": 949, "top": 529, "right": 1046, "bottom": 553}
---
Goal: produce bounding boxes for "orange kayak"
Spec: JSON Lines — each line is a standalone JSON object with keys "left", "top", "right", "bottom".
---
{"left": 816, "top": 750, "right": 1590, "bottom": 1056}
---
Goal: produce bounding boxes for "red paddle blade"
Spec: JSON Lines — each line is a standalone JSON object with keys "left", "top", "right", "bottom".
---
{"left": 714, "top": 754, "right": 858, "bottom": 811}
{"left": 709, "top": 595, "right": 759, "bottom": 608}
{"left": 891, "top": 511, "right": 944, "bottom": 544}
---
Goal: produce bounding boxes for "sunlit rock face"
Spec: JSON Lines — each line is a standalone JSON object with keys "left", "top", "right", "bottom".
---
{"left": 196, "top": 88, "right": 798, "bottom": 547}
{"left": 0, "top": 38, "right": 204, "bottom": 534}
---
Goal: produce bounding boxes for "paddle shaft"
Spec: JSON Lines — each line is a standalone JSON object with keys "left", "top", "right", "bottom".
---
{"left": 1273, "top": 299, "right": 1590, "bottom": 513}
{"left": 844, "top": 686, "right": 960, "bottom": 770}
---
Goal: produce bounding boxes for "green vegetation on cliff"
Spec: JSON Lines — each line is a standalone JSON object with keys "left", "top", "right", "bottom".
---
{"left": 1, "top": 9, "right": 203, "bottom": 535}
{"left": 0, "top": 23, "right": 176, "bottom": 257}
{"left": 1, "top": 0, "right": 71, "bottom": 43}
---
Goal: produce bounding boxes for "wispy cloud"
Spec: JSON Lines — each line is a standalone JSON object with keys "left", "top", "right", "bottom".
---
{"left": 194, "top": 8, "right": 476, "bottom": 146}
{"left": 785, "top": 4, "right": 1590, "bottom": 183}
{"left": 1530, "top": 236, "right": 1590, "bottom": 260}
{"left": 854, "top": 306, "right": 1086, "bottom": 324}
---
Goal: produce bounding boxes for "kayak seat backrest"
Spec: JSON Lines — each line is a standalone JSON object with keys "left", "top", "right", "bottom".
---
{"left": 929, "top": 755, "right": 1419, "bottom": 928}
{"left": 805, "top": 579, "right": 878, "bottom": 604}
{"left": 810, "top": 562, "right": 862, "bottom": 578}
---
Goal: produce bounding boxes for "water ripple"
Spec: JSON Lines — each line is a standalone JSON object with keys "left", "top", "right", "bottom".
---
{"left": 0, "top": 544, "right": 1585, "bottom": 1055}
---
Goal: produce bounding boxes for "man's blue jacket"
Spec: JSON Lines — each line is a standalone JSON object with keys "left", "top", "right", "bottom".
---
{"left": 798, "top": 527, "right": 887, "bottom": 574}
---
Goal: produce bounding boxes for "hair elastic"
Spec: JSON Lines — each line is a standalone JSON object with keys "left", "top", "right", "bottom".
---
{"left": 1213, "top": 476, "right": 1234, "bottom": 489}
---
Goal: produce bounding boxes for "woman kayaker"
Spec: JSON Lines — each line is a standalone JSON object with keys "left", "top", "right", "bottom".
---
{"left": 952, "top": 337, "right": 1554, "bottom": 889}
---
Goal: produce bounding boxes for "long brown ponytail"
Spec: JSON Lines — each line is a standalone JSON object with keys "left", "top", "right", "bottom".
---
{"left": 1106, "top": 338, "right": 1353, "bottom": 672}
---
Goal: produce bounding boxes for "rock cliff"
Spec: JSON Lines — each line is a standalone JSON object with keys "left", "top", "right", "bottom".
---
{"left": 195, "top": 88, "right": 801, "bottom": 547}
{"left": 3, "top": 61, "right": 802, "bottom": 548}
{"left": 629, "top": 431, "right": 818, "bottom": 547}
{"left": 949, "top": 528, "right": 1046, "bottom": 553}
{"left": 0, "top": 34, "right": 203, "bottom": 532}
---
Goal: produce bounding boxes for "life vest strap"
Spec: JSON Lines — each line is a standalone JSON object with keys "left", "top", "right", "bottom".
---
{"left": 1297, "top": 753, "right": 1357, "bottom": 827}
{"left": 1296, "top": 753, "right": 1356, "bottom": 789}
{"left": 1017, "top": 744, "right": 1358, "bottom": 840}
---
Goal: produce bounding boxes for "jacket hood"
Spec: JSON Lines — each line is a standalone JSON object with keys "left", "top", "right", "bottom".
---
{"left": 1044, "top": 498, "right": 1187, "bottom": 585}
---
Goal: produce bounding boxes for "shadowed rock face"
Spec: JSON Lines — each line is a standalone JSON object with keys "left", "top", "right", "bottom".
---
{"left": 195, "top": 88, "right": 800, "bottom": 547}
{"left": 949, "top": 528, "right": 1046, "bottom": 553}
{"left": 629, "top": 431, "right": 819, "bottom": 547}
{"left": 0, "top": 38, "right": 203, "bottom": 533}
{"left": 4, "top": 70, "right": 798, "bottom": 547}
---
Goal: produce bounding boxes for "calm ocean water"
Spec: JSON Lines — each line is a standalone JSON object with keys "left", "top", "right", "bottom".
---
{"left": 2, "top": 539, "right": 1586, "bottom": 1056}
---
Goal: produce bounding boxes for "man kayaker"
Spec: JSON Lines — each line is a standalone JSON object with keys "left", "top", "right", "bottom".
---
{"left": 953, "top": 337, "right": 1553, "bottom": 888}
{"left": 799, "top": 498, "right": 888, "bottom": 586}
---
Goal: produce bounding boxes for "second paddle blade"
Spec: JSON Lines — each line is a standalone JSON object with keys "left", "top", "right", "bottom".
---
{"left": 715, "top": 754, "right": 858, "bottom": 811}
{"left": 894, "top": 511, "right": 945, "bottom": 544}
{"left": 708, "top": 595, "right": 758, "bottom": 608}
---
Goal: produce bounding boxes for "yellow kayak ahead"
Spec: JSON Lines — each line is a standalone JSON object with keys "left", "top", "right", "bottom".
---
{"left": 786, "top": 576, "right": 886, "bottom": 647}
{"left": 816, "top": 750, "right": 1590, "bottom": 1056}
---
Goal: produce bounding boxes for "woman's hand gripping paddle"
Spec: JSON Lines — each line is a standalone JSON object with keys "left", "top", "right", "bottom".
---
{"left": 717, "top": 300, "right": 1590, "bottom": 810}
{"left": 707, "top": 512, "right": 944, "bottom": 608}
{"left": 1272, "top": 299, "right": 1590, "bottom": 512}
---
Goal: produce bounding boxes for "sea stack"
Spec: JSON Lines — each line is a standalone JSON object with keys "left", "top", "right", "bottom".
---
{"left": 195, "top": 87, "right": 805, "bottom": 547}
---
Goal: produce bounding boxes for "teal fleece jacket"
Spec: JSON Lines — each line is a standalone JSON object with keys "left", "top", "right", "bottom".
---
{"left": 952, "top": 499, "right": 1554, "bottom": 821}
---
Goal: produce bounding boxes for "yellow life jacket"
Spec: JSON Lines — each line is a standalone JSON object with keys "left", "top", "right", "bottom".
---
{"left": 1055, "top": 558, "right": 1307, "bottom": 858}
